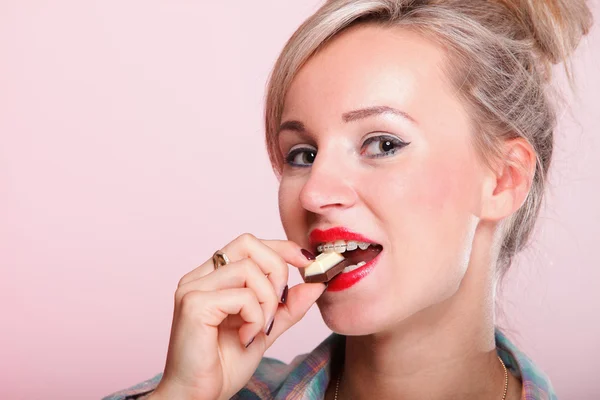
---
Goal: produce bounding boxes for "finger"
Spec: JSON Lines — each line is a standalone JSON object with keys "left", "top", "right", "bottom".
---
{"left": 178, "top": 258, "right": 217, "bottom": 286}
{"left": 219, "top": 235, "right": 291, "bottom": 299}
{"left": 176, "top": 258, "right": 279, "bottom": 333}
{"left": 178, "top": 233, "right": 314, "bottom": 297}
{"left": 180, "top": 234, "right": 312, "bottom": 298}
{"left": 259, "top": 239, "right": 316, "bottom": 269}
{"left": 178, "top": 288, "right": 265, "bottom": 347}
{"left": 262, "top": 282, "right": 327, "bottom": 349}
{"left": 221, "top": 235, "right": 317, "bottom": 295}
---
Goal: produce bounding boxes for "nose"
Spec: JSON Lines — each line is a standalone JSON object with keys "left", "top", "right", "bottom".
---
{"left": 299, "top": 147, "right": 358, "bottom": 214}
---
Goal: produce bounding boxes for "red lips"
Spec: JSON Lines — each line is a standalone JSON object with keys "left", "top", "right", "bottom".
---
{"left": 309, "top": 227, "right": 377, "bottom": 249}
{"left": 308, "top": 227, "right": 382, "bottom": 292}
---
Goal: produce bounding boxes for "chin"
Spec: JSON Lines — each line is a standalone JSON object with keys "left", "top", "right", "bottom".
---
{"left": 316, "top": 297, "right": 402, "bottom": 336}
{"left": 316, "top": 286, "right": 441, "bottom": 337}
{"left": 320, "top": 313, "right": 377, "bottom": 336}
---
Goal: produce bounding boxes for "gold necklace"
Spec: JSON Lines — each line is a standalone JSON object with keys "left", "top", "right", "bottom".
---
{"left": 334, "top": 355, "right": 509, "bottom": 400}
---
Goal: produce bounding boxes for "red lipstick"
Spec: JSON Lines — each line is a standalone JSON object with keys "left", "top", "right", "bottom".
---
{"left": 308, "top": 227, "right": 382, "bottom": 291}
{"left": 309, "top": 227, "right": 377, "bottom": 249}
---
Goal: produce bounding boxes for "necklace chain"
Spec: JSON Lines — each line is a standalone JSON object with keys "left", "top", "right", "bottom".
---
{"left": 334, "top": 355, "right": 509, "bottom": 400}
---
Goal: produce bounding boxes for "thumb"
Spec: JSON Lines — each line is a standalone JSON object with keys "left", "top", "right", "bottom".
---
{"left": 263, "top": 282, "right": 327, "bottom": 348}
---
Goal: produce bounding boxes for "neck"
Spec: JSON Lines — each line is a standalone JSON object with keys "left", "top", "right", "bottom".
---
{"left": 338, "top": 222, "right": 508, "bottom": 400}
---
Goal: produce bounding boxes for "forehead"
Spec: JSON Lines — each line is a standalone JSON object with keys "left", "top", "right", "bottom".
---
{"left": 282, "top": 24, "right": 454, "bottom": 122}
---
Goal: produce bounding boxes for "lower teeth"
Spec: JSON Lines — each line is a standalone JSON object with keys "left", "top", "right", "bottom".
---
{"left": 342, "top": 261, "right": 367, "bottom": 273}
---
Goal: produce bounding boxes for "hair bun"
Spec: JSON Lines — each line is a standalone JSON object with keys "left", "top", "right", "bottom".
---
{"left": 499, "top": 0, "right": 593, "bottom": 64}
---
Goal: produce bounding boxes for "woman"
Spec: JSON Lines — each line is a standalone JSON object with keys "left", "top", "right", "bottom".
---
{"left": 105, "top": 0, "right": 592, "bottom": 399}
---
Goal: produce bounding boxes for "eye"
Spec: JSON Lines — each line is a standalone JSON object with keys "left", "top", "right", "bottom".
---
{"left": 285, "top": 145, "right": 317, "bottom": 167}
{"left": 361, "top": 134, "right": 410, "bottom": 158}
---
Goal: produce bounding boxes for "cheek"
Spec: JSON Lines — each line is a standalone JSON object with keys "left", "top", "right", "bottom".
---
{"left": 413, "top": 159, "right": 479, "bottom": 268}
{"left": 278, "top": 177, "right": 306, "bottom": 240}
{"left": 413, "top": 158, "right": 480, "bottom": 256}
{"left": 367, "top": 157, "right": 476, "bottom": 216}
{"left": 367, "top": 149, "right": 481, "bottom": 279}
{"left": 421, "top": 162, "right": 477, "bottom": 210}
{"left": 407, "top": 143, "right": 483, "bottom": 216}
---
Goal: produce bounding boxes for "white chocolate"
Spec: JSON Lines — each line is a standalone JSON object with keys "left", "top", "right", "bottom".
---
{"left": 304, "top": 252, "right": 345, "bottom": 277}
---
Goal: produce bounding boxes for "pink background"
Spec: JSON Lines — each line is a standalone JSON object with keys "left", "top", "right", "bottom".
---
{"left": 1, "top": 1, "right": 599, "bottom": 399}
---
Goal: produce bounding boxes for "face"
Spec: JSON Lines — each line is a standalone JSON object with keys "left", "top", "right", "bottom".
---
{"left": 277, "top": 24, "right": 487, "bottom": 335}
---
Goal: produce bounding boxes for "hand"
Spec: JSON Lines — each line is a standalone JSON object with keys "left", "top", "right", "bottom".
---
{"left": 151, "top": 233, "right": 325, "bottom": 400}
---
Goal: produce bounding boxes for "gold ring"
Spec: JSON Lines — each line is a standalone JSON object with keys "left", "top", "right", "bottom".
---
{"left": 212, "top": 250, "right": 230, "bottom": 270}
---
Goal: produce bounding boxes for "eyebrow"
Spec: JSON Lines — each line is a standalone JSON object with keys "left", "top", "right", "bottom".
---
{"left": 278, "top": 105, "right": 417, "bottom": 134}
{"left": 342, "top": 106, "right": 417, "bottom": 124}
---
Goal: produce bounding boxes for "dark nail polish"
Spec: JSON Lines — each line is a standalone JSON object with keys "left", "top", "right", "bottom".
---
{"left": 245, "top": 337, "right": 255, "bottom": 348}
{"left": 301, "top": 249, "right": 316, "bottom": 260}
{"left": 280, "top": 285, "right": 289, "bottom": 304}
{"left": 266, "top": 319, "right": 274, "bottom": 336}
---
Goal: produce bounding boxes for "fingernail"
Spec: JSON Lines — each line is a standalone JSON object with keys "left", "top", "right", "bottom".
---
{"left": 245, "top": 337, "right": 255, "bottom": 348}
{"left": 301, "top": 249, "right": 316, "bottom": 260}
{"left": 265, "top": 318, "right": 274, "bottom": 336}
{"left": 280, "top": 285, "right": 288, "bottom": 304}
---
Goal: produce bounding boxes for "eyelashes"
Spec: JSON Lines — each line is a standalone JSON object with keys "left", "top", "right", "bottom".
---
{"left": 286, "top": 147, "right": 317, "bottom": 167}
{"left": 284, "top": 134, "right": 410, "bottom": 168}
{"left": 360, "top": 135, "right": 409, "bottom": 158}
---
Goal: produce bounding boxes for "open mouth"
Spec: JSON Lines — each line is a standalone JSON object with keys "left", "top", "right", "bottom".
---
{"left": 315, "top": 240, "right": 383, "bottom": 273}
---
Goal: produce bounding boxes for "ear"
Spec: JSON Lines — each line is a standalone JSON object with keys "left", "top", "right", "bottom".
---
{"left": 480, "top": 138, "right": 537, "bottom": 221}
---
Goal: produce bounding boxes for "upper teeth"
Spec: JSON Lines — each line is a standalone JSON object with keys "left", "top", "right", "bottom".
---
{"left": 317, "top": 240, "right": 373, "bottom": 254}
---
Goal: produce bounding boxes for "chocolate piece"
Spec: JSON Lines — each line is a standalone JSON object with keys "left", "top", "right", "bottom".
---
{"left": 304, "top": 259, "right": 351, "bottom": 283}
{"left": 305, "top": 252, "right": 343, "bottom": 277}
{"left": 304, "top": 252, "right": 351, "bottom": 283}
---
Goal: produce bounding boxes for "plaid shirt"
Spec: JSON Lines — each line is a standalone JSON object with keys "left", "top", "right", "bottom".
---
{"left": 103, "top": 329, "right": 557, "bottom": 400}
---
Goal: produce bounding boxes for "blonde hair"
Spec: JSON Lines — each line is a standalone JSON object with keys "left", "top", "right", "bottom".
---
{"left": 264, "top": 0, "right": 593, "bottom": 273}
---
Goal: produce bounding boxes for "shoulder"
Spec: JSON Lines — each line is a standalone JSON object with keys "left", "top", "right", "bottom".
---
{"left": 232, "top": 352, "right": 315, "bottom": 399}
{"left": 102, "top": 373, "right": 162, "bottom": 400}
{"left": 495, "top": 329, "right": 558, "bottom": 400}
{"left": 102, "top": 333, "right": 339, "bottom": 400}
{"left": 100, "top": 353, "right": 316, "bottom": 400}
{"left": 234, "top": 333, "right": 341, "bottom": 399}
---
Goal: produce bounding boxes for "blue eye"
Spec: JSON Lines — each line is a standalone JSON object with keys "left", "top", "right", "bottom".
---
{"left": 285, "top": 147, "right": 317, "bottom": 167}
{"left": 361, "top": 135, "right": 409, "bottom": 158}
